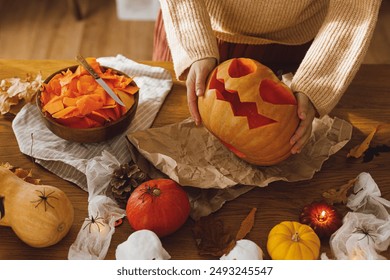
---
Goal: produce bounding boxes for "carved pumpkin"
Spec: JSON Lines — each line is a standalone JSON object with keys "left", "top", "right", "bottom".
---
{"left": 198, "top": 58, "right": 299, "bottom": 166}
{"left": 267, "top": 221, "right": 321, "bottom": 260}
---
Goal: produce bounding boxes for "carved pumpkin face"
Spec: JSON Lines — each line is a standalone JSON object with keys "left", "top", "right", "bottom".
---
{"left": 198, "top": 58, "right": 299, "bottom": 166}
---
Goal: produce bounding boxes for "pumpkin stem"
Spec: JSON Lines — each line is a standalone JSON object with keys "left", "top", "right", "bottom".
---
{"left": 291, "top": 232, "right": 300, "bottom": 242}
{"left": 139, "top": 185, "right": 161, "bottom": 202}
{"left": 152, "top": 187, "right": 161, "bottom": 197}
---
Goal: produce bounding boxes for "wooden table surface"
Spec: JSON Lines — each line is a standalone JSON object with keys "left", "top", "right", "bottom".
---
{"left": 1, "top": 60, "right": 390, "bottom": 260}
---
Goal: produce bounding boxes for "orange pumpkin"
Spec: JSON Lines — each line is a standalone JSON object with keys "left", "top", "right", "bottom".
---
{"left": 198, "top": 58, "right": 299, "bottom": 166}
{"left": 126, "top": 179, "right": 190, "bottom": 237}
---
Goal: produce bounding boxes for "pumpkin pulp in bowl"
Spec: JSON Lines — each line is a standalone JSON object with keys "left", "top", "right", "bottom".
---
{"left": 36, "top": 59, "right": 139, "bottom": 143}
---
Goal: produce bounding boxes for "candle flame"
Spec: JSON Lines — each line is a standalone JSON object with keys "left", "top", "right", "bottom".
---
{"left": 317, "top": 210, "right": 327, "bottom": 222}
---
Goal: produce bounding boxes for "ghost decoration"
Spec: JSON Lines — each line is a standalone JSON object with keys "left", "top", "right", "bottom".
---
{"left": 116, "top": 229, "right": 171, "bottom": 260}
{"left": 326, "top": 173, "right": 390, "bottom": 260}
{"left": 220, "top": 239, "right": 264, "bottom": 260}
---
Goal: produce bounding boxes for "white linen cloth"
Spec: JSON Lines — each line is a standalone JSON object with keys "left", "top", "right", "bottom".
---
{"left": 12, "top": 54, "right": 173, "bottom": 191}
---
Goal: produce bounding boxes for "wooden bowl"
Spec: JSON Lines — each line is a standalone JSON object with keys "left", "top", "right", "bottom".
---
{"left": 36, "top": 65, "right": 139, "bottom": 143}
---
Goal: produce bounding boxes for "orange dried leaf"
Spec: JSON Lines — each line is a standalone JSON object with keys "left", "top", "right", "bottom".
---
{"left": 347, "top": 126, "right": 378, "bottom": 158}
{"left": 0, "top": 162, "right": 14, "bottom": 169}
{"left": 236, "top": 208, "right": 257, "bottom": 240}
{"left": 322, "top": 178, "right": 357, "bottom": 205}
{"left": 13, "top": 167, "right": 41, "bottom": 185}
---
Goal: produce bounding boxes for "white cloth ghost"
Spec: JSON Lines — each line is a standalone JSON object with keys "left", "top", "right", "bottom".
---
{"left": 220, "top": 239, "right": 264, "bottom": 260}
{"left": 116, "top": 230, "right": 171, "bottom": 260}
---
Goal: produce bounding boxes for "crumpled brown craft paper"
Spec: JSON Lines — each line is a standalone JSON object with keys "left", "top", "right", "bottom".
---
{"left": 126, "top": 115, "right": 352, "bottom": 220}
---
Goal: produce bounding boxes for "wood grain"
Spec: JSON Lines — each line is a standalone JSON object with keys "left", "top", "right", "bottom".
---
{"left": 1, "top": 60, "right": 390, "bottom": 260}
{"left": 0, "top": 0, "right": 389, "bottom": 63}
{"left": 0, "top": 0, "right": 155, "bottom": 61}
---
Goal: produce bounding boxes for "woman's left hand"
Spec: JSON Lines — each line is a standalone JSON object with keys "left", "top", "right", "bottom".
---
{"left": 290, "top": 92, "right": 316, "bottom": 154}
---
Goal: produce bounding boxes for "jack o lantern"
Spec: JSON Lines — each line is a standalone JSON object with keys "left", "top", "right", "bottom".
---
{"left": 198, "top": 58, "right": 299, "bottom": 166}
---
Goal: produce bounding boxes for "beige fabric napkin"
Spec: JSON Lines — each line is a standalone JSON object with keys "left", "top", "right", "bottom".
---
{"left": 12, "top": 54, "right": 173, "bottom": 191}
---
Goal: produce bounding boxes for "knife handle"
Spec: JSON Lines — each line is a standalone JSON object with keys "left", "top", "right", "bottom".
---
{"left": 76, "top": 54, "right": 100, "bottom": 79}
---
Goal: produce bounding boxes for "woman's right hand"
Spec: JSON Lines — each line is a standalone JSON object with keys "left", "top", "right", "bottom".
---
{"left": 186, "top": 58, "right": 217, "bottom": 126}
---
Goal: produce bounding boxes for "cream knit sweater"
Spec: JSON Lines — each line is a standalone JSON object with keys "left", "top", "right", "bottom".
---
{"left": 159, "top": 0, "right": 382, "bottom": 116}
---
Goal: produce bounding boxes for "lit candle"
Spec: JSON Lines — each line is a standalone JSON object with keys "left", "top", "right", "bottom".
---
{"left": 299, "top": 202, "right": 342, "bottom": 239}
{"left": 349, "top": 248, "right": 367, "bottom": 260}
{"left": 318, "top": 210, "right": 327, "bottom": 222}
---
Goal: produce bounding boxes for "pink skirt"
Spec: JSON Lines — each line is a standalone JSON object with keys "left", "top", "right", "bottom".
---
{"left": 152, "top": 10, "right": 311, "bottom": 74}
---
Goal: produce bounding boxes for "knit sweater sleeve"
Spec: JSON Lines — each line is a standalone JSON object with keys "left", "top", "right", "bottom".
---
{"left": 290, "top": 0, "right": 382, "bottom": 117}
{"left": 159, "top": 0, "right": 219, "bottom": 80}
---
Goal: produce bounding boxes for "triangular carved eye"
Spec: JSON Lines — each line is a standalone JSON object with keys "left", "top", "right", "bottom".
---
{"left": 208, "top": 69, "right": 276, "bottom": 130}
{"left": 259, "top": 79, "right": 297, "bottom": 105}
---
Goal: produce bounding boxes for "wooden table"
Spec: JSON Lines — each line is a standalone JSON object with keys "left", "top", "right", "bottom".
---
{"left": 1, "top": 60, "right": 390, "bottom": 260}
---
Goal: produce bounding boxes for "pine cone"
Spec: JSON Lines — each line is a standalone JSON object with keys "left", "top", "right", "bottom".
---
{"left": 109, "top": 161, "right": 149, "bottom": 208}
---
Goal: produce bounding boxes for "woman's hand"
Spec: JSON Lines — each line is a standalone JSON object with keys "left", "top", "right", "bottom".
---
{"left": 290, "top": 92, "right": 316, "bottom": 154}
{"left": 186, "top": 58, "right": 217, "bottom": 125}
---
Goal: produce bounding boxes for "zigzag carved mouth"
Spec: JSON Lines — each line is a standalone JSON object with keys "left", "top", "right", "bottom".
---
{"left": 208, "top": 69, "right": 276, "bottom": 129}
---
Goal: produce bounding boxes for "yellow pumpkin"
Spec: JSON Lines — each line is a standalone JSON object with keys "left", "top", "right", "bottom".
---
{"left": 267, "top": 221, "right": 320, "bottom": 260}
{"left": 0, "top": 167, "right": 74, "bottom": 248}
{"left": 198, "top": 58, "right": 299, "bottom": 166}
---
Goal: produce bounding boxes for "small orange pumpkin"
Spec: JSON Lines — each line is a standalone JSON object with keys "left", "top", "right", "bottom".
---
{"left": 126, "top": 179, "right": 191, "bottom": 237}
{"left": 198, "top": 58, "right": 299, "bottom": 166}
{"left": 267, "top": 221, "right": 321, "bottom": 260}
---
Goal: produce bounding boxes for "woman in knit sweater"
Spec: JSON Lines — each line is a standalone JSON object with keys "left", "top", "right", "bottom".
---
{"left": 154, "top": 0, "right": 382, "bottom": 154}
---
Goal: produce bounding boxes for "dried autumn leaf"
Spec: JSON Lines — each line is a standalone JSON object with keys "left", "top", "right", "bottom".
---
{"left": 236, "top": 208, "right": 257, "bottom": 240}
{"left": 322, "top": 178, "right": 357, "bottom": 205}
{"left": 192, "top": 207, "right": 258, "bottom": 257}
{"left": 192, "top": 215, "right": 236, "bottom": 257}
{"left": 0, "top": 73, "right": 42, "bottom": 115}
{"left": 1, "top": 164, "right": 41, "bottom": 185}
{"left": 347, "top": 126, "right": 378, "bottom": 158}
{"left": 14, "top": 167, "right": 33, "bottom": 179}
{"left": 372, "top": 123, "right": 390, "bottom": 146}
{"left": 0, "top": 162, "right": 14, "bottom": 170}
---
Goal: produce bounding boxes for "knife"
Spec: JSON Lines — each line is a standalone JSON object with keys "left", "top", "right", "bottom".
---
{"left": 76, "top": 54, "right": 125, "bottom": 107}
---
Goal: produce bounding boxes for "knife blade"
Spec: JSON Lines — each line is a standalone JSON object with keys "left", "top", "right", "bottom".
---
{"left": 75, "top": 54, "right": 125, "bottom": 107}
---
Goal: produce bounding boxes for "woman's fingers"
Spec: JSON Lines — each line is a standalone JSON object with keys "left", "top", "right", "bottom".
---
{"left": 186, "top": 58, "right": 217, "bottom": 125}
{"left": 290, "top": 92, "right": 316, "bottom": 154}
